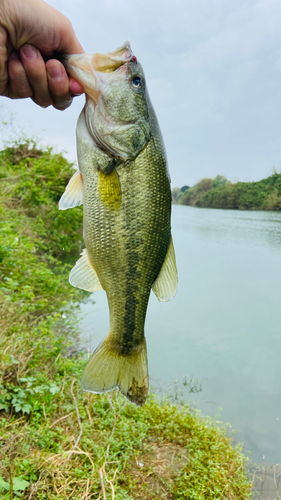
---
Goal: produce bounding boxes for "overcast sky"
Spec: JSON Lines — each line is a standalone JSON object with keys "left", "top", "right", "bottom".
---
{"left": 2, "top": 0, "right": 281, "bottom": 187}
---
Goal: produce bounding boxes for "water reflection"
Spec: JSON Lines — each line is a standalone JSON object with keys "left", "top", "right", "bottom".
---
{"left": 80, "top": 205, "right": 281, "bottom": 463}
{"left": 182, "top": 207, "right": 281, "bottom": 252}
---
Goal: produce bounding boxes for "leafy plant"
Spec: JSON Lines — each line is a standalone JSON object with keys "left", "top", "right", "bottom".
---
{"left": 0, "top": 142, "right": 253, "bottom": 499}
{"left": 0, "top": 475, "right": 30, "bottom": 498}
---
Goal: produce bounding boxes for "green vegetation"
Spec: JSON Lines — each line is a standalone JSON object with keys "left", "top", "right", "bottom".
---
{"left": 173, "top": 172, "right": 281, "bottom": 210}
{"left": 0, "top": 142, "right": 253, "bottom": 499}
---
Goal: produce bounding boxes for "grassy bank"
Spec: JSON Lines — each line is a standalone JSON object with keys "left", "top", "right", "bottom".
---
{"left": 173, "top": 172, "right": 281, "bottom": 210}
{"left": 0, "top": 143, "right": 253, "bottom": 499}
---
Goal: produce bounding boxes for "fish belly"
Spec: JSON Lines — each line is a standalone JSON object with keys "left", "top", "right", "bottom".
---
{"left": 80, "top": 134, "right": 171, "bottom": 405}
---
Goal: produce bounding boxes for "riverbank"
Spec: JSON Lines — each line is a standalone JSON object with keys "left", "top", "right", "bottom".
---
{"left": 0, "top": 143, "right": 253, "bottom": 499}
{"left": 173, "top": 172, "right": 281, "bottom": 210}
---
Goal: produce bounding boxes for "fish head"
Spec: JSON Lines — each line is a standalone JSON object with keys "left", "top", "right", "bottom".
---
{"left": 64, "top": 42, "right": 134, "bottom": 102}
{"left": 64, "top": 43, "right": 151, "bottom": 160}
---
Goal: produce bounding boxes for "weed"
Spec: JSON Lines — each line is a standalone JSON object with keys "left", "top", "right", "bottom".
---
{"left": 0, "top": 142, "right": 253, "bottom": 499}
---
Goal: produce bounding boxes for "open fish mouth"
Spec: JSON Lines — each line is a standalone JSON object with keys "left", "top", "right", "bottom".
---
{"left": 63, "top": 42, "right": 135, "bottom": 103}
{"left": 92, "top": 41, "right": 134, "bottom": 72}
{"left": 63, "top": 42, "right": 137, "bottom": 103}
{"left": 64, "top": 41, "right": 134, "bottom": 77}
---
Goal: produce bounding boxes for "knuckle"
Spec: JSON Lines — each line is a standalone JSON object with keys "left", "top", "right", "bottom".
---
{"left": 54, "top": 98, "right": 73, "bottom": 111}
{"left": 38, "top": 103, "right": 51, "bottom": 109}
{"left": 13, "top": 85, "right": 33, "bottom": 99}
{"left": 33, "top": 97, "right": 53, "bottom": 108}
{"left": 9, "top": 59, "right": 24, "bottom": 79}
{"left": 21, "top": 90, "right": 33, "bottom": 99}
{"left": 62, "top": 15, "right": 73, "bottom": 31}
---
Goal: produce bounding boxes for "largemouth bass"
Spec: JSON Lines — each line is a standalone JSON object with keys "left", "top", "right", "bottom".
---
{"left": 59, "top": 42, "right": 178, "bottom": 406}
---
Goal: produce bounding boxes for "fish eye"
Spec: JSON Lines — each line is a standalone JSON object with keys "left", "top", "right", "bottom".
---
{"left": 131, "top": 76, "right": 143, "bottom": 89}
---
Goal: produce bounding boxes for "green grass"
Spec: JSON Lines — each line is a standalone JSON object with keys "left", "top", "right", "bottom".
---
{"left": 173, "top": 172, "right": 281, "bottom": 210}
{"left": 0, "top": 142, "right": 253, "bottom": 499}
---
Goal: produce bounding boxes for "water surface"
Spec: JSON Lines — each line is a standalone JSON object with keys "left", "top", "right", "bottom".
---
{"left": 80, "top": 205, "right": 281, "bottom": 463}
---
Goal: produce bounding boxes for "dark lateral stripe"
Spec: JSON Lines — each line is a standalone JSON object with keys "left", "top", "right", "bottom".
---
{"left": 122, "top": 248, "right": 141, "bottom": 354}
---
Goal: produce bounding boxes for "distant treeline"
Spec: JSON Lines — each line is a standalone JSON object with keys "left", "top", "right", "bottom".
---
{"left": 172, "top": 173, "right": 281, "bottom": 210}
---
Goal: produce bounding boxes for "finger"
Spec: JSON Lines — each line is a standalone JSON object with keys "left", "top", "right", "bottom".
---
{"left": 0, "top": 25, "right": 9, "bottom": 96}
{"left": 69, "top": 77, "right": 84, "bottom": 96}
{"left": 46, "top": 59, "right": 72, "bottom": 110}
{"left": 8, "top": 51, "right": 33, "bottom": 99}
{"left": 20, "top": 44, "right": 53, "bottom": 108}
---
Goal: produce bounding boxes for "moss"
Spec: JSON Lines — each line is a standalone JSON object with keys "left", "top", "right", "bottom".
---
{"left": 0, "top": 142, "right": 253, "bottom": 499}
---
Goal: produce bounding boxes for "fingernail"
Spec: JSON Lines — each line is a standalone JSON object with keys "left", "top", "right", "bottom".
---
{"left": 21, "top": 44, "right": 38, "bottom": 61}
{"left": 47, "top": 64, "right": 63, "bottom": 81}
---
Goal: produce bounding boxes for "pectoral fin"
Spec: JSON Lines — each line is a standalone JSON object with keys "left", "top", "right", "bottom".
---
{"left": 152, "top": 237, "right": 178, "bottom": 302}
{"left": 98, "top": 169, "right": 121, "bottom": 210}
{"left": 69, "top": 249, "right": 103, "bottom": 292}
{"left": 59, "top": 170, "right": 83, "bottom": 210}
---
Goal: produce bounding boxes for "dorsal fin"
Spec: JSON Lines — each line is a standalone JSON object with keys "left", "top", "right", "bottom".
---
{"left": 152, "top": 237, "right": 178, "bottom": 302}
{"left": 59, "top": 170, "right": 83, "bottom": 210}
{"left": 69, "top": 249, "right": 103, "bottom": 292}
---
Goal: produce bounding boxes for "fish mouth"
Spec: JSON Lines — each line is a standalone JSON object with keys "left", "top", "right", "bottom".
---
{"left": 63, "top": 42, "right": 134, "bottom": 102}
{"left": 92, "top": 41, "right": 134, "bottom": 72}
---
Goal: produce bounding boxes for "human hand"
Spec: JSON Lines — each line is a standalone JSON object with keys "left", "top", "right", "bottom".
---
{"left": 0, "top": 0, "right": 84, "bottom": 110}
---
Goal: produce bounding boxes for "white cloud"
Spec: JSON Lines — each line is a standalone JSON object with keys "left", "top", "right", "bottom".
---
{"left": 2, "top": 0, "right": 281, "bottom": 186}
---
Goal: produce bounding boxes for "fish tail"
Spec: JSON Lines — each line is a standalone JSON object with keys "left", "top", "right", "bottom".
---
{"left": 81, "top": 336, "right": 148, "bottom": 406}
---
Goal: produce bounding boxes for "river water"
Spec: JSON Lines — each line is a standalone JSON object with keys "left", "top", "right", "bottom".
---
{"left": 79, "top": 205, "right": 281, "bottom": 464}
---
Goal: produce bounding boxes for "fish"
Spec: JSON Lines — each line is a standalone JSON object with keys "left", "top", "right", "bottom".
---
{"left": 59, "top": 42, "right": 178, "bottom": 406}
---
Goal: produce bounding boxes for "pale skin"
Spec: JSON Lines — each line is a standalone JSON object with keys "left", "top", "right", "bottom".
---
{"left": 0, "top": 0, "right": 84, "bottom": 110}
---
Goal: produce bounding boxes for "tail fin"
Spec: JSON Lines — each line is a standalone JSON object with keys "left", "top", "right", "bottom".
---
{"left": 81, "top": 337, "right": 148, "bottom": 406}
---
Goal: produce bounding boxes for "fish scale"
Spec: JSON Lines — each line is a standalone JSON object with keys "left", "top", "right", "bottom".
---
{"left": 84, "top": 141, "right": 170, "bottom": 349}
{"left": 59, "top": 42, "right": 178, "bottom": 405}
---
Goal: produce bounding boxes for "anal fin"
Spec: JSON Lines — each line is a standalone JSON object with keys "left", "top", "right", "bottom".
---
{"left": 152, "top": 236, "right": 178, "bottom": 302}
{"left": 69, "top": 249, "right": 103, "bottom": 293}
{"left": 59, "top": 169, "right": 83, "bottom": 210}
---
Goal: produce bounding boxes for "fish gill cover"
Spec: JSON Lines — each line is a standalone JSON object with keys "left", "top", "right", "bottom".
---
{"left": 60, "top": 43, "right": 178, "bottom": 406}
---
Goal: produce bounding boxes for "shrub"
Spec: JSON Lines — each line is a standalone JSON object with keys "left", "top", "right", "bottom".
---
{"left": 0, "top": 142, "right": 253, "bottom": 499}
{"left": 175, "top": 171, "right": 281, "bottom": 210}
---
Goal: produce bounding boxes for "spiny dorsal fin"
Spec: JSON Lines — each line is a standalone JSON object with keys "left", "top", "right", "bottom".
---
{"left": 59, "top": 170, "right": 83, "bottom": 210}
{"left": 69, "top": 249, "right": 103, "bottom": 292}
{"left": 152, "top": 237, "right": 178, "bottom": 302}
